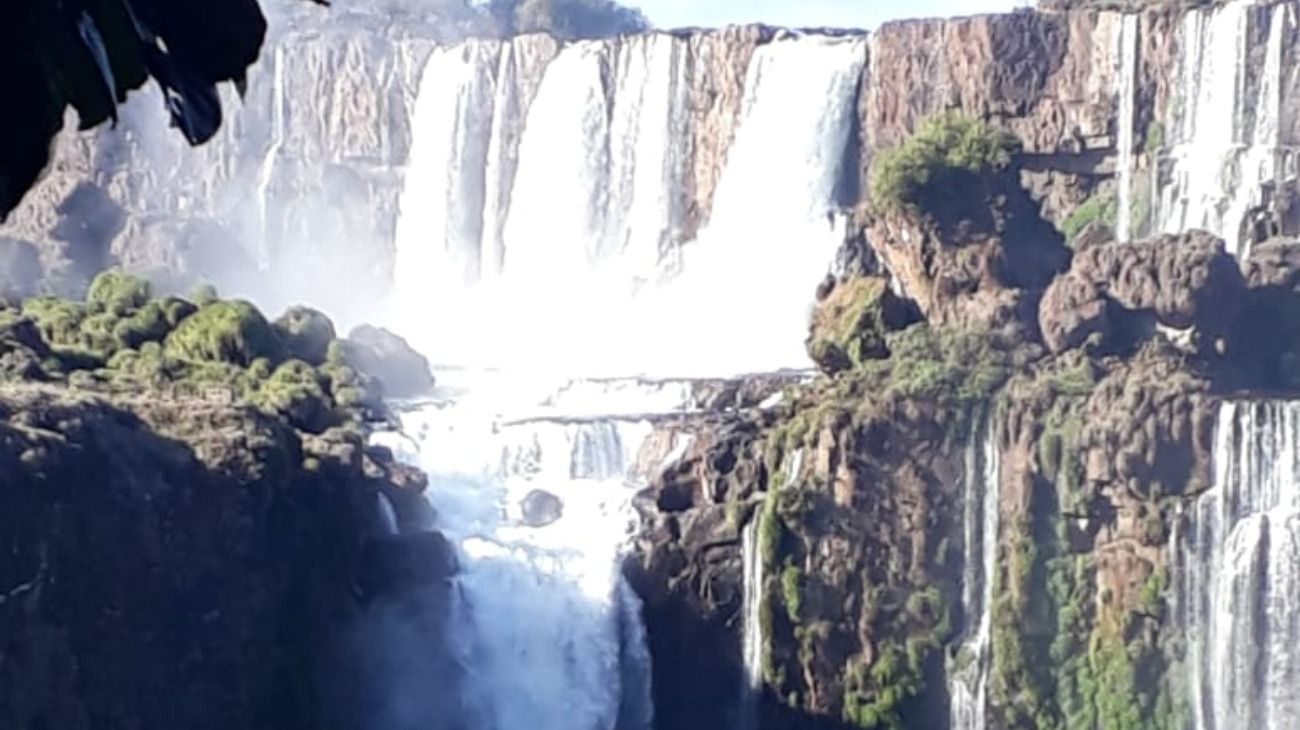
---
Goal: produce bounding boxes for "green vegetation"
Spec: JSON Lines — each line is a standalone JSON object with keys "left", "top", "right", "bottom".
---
{"left": 1061, "top": 190, "right": 1118, "bottom": 243}
{"left": 870, "top": 113, "right": 1017, "bottom": 212}
{"left": 0, "top": 271, "right": 432, "bottom": 434}
{"left": 840, "top": 586, "right": 950, "bottom": 729}
{"left": 781, "top": 564, "right": 804, "bottom": 623}
{"left": 87, "top": 270, "right": 152, "bottom": 313}
{"left": 863, "top": 325, "right": 1011, "bottom": 406}
{"left": 164, "top": 300, "right": 288, "bottom": 366}
{"left": 1145, "top": 122, "right": 1165, "bottom": 156}
{"left": 842, "top": 646, "right": 914, "bottom": 730}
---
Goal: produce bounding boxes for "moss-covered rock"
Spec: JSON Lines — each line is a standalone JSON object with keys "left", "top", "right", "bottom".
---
{"left": 113, "top": 300, "right": 172, "bottom": 350}
{"left": 254, "top": 359, "right": 335, "bottom": 433}
{"left": 164, "top": 300, "right": 287, "bottom": 367}
{"left": 807, "top": 276, "right": 920, "bottom": 375}
{"left": 87, "top": 269, "right": 152, "bottom": 314}
{"left": 274, "top": 306, "right": 337, "bottom": 366}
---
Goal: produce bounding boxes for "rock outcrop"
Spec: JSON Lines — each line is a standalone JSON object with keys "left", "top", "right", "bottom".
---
{"left": 1038, "top": 231, "right": 1245, "bottom": 355}
{"left": 0, "top": 280, "right": 454, "bottom": 730}
{"left": 0, "top": 385, "right": 458, "bottom": 730}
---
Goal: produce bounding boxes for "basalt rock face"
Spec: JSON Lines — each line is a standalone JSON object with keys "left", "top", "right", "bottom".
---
{"left": 1038, "top": 231, "right": 1246, "bottom": 355}
{"left": 861, "top": 170, "right": 1071, "bottom": 340}
{"left": 0, "top": 324, "right": 456, "bottom": 728}
{"left": 862, "top": 9, "right": 1175, "bottom": 230}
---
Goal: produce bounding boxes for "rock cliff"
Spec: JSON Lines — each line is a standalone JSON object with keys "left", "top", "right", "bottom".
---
{"left": 627, "top": 31, "right": 1300, "bottom": 723}
{"left": 0, "top": 279, "right": 456, "bottom": 730}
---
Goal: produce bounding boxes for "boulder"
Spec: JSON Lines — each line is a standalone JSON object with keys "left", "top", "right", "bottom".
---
{"left": 806, "top": 275, "right": 920, "bottom": 375}
{"left": 520, "top": 489, "right": 564, "bottom": 527}
{"left": 341, "top": 325, "right": 435, "bottom": 399}
{"left": 1039, "top": 231, "right": 1246, "bottom": 355}
{"left": 274, "top": 306, "right": 337, "bottom": 365}
{"left": 164, "top": 300, "right": 288, "bottom": 366}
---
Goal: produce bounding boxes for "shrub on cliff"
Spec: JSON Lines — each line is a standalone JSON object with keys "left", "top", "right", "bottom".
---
{"left": 87, "top": 270, "right": 152, "bottom": 314}
{"left": 113, "top": 301, "right": 172, "bottom": 350}
{"left": 870, "top": 113, "right": 1017, "bottom": 213}
{"left": 165, "top": 300, "right": 288, "bottom": 367}
{"left": 862, "top": 325, "right": 1012, "bottom": 406}
{"left": 254, "top": 360, "right": 335, "bottom": 433}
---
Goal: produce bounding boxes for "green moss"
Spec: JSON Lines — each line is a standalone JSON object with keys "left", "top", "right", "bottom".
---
{"left": 870, "top": 113, "right": 1017, "bottom": 212}
{"left": 160, "top": 297, "right": 198, "bottom": 328}
{"left": 253, "top": 359, "right": 334, "bottom": 433}
{"left": 1138, "top": 566, "right": 1167, "bottom": 616}
{"left": 23, "top": 297, "right": 89, "bottom": 346}
{"left": 1061, "top": 190, "right": 1118, "bottom": 243}
{"left": 164, "top": 300, "right": 287, "bottom": 366}
{"left": 861, "top": 325, "right": 1010, "bottom": 406}
{"left": 780, "top": 564, "right": 803, "bottom": 623}
{"left": 807, "top": 277, "right": 892, "bottom": 373}
{"left": 86, "top": 270, "right": 151, "bottom": 314}
{"left": 1144, "top": 122, "right": 1165, "bottom": 155}
{"left": 112, "top": 301, "right": 171, "bottom": 350}
{"left": 841, "top": 647, "right": 916, "bottom": 730}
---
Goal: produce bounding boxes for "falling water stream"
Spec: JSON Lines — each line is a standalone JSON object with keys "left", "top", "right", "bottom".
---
{"left": 376, "top": 29, "right": 867, "bottom": 729}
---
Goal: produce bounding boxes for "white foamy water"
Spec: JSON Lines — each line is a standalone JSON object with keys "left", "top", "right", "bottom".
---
{"left": 379, "top": 29, "right": 867, "bottom": 730}
{"left": 373, "top": 372, "right": 675, "bottom": 730}
{"left": 1157, "top": 0, "right": 1296, "bottom": 258}
{"left": 391, "top": 33, "right": 866, "bottom": 378}
{"left": 1176, "top": 401, "right": 1300, "bottom": 730}
{"left": 1114, "top": 13, "right": 1139, "bottom": 243}
{"left": 948, "top": 415, "right": 1001, "bottom": 730}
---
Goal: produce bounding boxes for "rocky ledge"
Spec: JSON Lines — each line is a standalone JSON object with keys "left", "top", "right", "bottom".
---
{"left": 0, "top": 275, "right": 457, "bottom": 730}
{"left": 627, "top": 111, "right": 1300, "bottom": 730}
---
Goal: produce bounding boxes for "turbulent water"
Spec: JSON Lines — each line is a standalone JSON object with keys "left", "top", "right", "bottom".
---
{"left": 373, "top": 29, "right": 870, "bottom": 729}
{"left": 948, "top": 416, "right": 1001, "bottom": 730}
{"left": 1176, "top": 401, "right": 1300, "bottom": 730}
{"left": 1158, "top": 0, "right": 1296, "bottom": 258}
{"left": 392, "top": 32, "right": 866, "bottom": 376}
{"left": 374, "top": 374, "right": 674, "bottom": 730}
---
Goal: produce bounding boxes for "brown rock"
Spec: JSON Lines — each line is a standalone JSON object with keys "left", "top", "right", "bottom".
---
{"left": 1038, "top": 231, "right": 1246, "bottom": 354}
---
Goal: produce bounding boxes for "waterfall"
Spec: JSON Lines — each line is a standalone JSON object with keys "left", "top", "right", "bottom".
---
{"left": 739, "top": 449, "right": 804, "bottom": 729}
{"left": 391, "top": 33, "right": 866, "bottom": 377}
{"left": 376, "top": 492, "right": 401, "bottom": 536}
{"left": 1158, "top": 0, "right": 1295, "bottom": 258}
{"left": 1177, "top": 401, "right": 1300, "bottom": 730}
{"left": 1114, "top": 13, "right": 1139, "bottom": 243}
{"left": 948, "top": 415, "right": 1001, "bottom": 730}
{"left": 738, "top": 516, "right": 764, "bottom": 730}
{"left": 372, "top": 373, "right": 665, "bottom": 730}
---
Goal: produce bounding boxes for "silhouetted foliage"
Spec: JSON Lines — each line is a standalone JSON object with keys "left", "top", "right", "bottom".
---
{"left": 0, "top": 0, "right": 325, "bottom": 220}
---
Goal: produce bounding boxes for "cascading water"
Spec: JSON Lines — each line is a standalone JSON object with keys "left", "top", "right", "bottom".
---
{"left": 738, "top": 517, "right": 764, "bottom": 730}
{"left": 392, "top": 32, "right": 867, "bottom": 376}
{"left": 1114, "top": 13, "right": 1139, "bottom": 243}
{"left": 373, "top": 377, "right": 661, "bottom": 730}
{"left": 738, "top": 449, "right": 804, "bottom": 728}
{"left": 948, "top": 416, "right": 1001, "bottom": 730}
{"left": 1176, "top": 401, "right": 1300, "bottom": 730}
{"left": 1157, "top": 0, "right": 1295, "bottom": 258}
{"left": 381, "top": 27, "right": 868, "bottom": 730}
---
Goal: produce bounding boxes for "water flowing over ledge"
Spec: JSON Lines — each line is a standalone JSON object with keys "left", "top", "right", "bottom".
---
{"left": 1175, "top": 401, "right": 1300, "bottom": 730}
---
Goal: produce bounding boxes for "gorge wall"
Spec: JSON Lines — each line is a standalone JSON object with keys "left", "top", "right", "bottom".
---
{"left": 3, "top": 1, "right": 1300, "bottom": 730}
